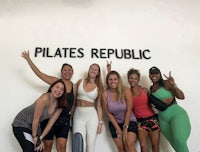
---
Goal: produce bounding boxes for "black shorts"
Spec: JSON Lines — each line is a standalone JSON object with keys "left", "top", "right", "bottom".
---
{"left": 40, "top": 118, "right": 70, "bottom": 140}
{"left": 108, "top": 121, "right": 138, "bottom": 139}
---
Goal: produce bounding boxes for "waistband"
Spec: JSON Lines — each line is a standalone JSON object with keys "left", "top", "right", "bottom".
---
{"left": 137, "top": 114, "right": 158, "bottom": 122}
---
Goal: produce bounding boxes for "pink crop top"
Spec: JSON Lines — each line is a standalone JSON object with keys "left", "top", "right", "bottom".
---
{"left": 77, "top": 79, "right": 98, "bottom": 103}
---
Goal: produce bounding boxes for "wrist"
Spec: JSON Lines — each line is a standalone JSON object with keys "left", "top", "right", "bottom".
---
{"left": 172, "top": 84, "right": 177, "bottom": 88}
{"left": 123, "top": 124, "right": 128, "bottom": 129}
{"left": 99, "top": 120, "right": 103, "bottom": 125}
{"left": 39, "top": 135, "right": 43, "bottom": 141}
{"left": 32, "top": 135, "right": 37, "bottom": 138}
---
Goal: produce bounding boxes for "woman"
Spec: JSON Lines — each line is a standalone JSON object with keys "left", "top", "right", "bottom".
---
{"left": 73, "top": 63, "right": 104, "bottom": 152}
{"left": 21, "top": 51, "right": 75, "bottom": 152}
{"left": 127, "top": 68, "right": 160, "bottom": 152}
{"left": 102, "top": 70, "right": 137, "bottom": 152}
{"left": 12, "top": 79, "right": 67, "bottom": 152}
{"left": 149, "top": 66, "right": 191, "bottom": 152}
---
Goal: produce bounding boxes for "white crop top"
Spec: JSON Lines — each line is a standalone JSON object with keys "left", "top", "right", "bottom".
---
{"left": 77, "top": 79, "right": 98, "bottom": 103}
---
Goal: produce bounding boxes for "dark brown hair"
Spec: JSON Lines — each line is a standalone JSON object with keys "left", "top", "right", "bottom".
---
{"left": 47, "top": 79, "right": 67, "bottom": 108}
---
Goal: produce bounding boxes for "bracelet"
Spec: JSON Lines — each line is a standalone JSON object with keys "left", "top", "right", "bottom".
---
{"left": 39, "top": 136, "right": 43, "bottom": 141}
{"left": 99, "top": 121, "right": 103, "bottom": 124}
{"left": 123, "top": 125, "right": 128, "bottom": 129}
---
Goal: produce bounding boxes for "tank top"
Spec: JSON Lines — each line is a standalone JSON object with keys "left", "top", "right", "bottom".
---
{"left": 107, "top": 89, "right": 136, "bottom": 123}
{"left": 77, "top": 79, "right": 98, "bottom": 103}
{"left": 132, "top": 87, "right": 154, "bottom": 118}
{"left": 59, "top": 83, "right": 75, "bottom": 117}
{"left": 12, "top": 93, "right": 56, "bottom": 132}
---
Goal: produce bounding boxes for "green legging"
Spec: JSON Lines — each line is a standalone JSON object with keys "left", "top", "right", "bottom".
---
{"left": 158, "top": 104, "right": 191, "bottom": 152}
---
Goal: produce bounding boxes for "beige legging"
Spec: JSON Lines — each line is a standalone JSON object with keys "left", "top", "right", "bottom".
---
{"left": 73, "top": 107, "right": 98, "bottom": 152}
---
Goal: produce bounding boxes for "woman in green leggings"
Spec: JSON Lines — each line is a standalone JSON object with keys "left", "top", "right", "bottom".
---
{"left": 148, "top": 66, "right": 191, "bottom": 152}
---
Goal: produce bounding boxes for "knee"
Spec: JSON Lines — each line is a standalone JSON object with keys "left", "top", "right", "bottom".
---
{"left": 44, "top": 141, "right": 53, "bottom": 151}
{"left": 126, "top": 140, "right": 134, "bottom": 149}
{"left": 117, "top": 145, "right": 125, "bottom": 152}
{"left": 139, "top": 141, "right": 148, "bottom": 151}
{"left": 56, "top": 143, "right": 66, "bottom": 151}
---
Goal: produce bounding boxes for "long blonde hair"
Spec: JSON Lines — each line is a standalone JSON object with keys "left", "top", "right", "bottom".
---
{"left": 106, "top": 70, "right": 124, "bottom": 103}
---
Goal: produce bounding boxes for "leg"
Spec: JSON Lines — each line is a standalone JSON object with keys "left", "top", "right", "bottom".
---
{"left": 55, "top": 124, "right": 70, "bottom": 152}
{"left": 125, "top": 132, "right": 137, "bottom": 152}
{"left": 114, "top": 138, "right": 126, "bottom": 152}
{"left": 56, "top": 138, "right": 67, "bottom": 152}
{"left": 137, "top": 128, "right": 149, "bottom": 152}
{"left": 43, "top": 140, "right": 53, "bottom": 152}
{"left": 149, "top": 130, "right": 160, "bottom": 152}
{"left": 170, "top": 108, "right": 191, "bottom": 152}
{"left": 125, "top": 121, "right": 137, "bottom": 152}
{"left": 40, "top": 119, "right": 54, "bottom": 152}
{"left": 159, "top": 117, "right": 174, "bottom": 148}
{"left": 13, "top": 127, "right": 35, "bottom": 152}
{"left": 73, "top": 108, "right": 87, "bottom": 152}
{"left": 86, "top": 108, "right": 98, "bottom": 152}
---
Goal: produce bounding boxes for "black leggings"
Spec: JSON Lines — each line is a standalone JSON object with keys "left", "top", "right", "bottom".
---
{"left": 13, "top": 127, "right": 40, "bottom": 152}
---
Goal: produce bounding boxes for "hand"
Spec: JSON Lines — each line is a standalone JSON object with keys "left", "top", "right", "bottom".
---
{"left": 97, "top": 123, "right": 103, "bottom": 134}
{"left": 122, "top": 128, "right": 128, "bottom": 140}
{"left": 116, "top": 130, "right": 123, "bottom": 139}
{"left": 106, "top": 61, "right": 112, "bottom": 73}
{"left": 33, "top": 136, "right": 38, "bottom": 145}
{"left": 163, "top": 71, "right": 176, "bottom": 86}
{"left": 21, "top": 51, "right": 30, "bottom": 60}
{"left": 35, "top": 141, "right": 44, "bottom": 152}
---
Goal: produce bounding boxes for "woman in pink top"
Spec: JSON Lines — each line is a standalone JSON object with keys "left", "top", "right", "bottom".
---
{"left": 127, "top": 68, "right": 160, "bottom": 152}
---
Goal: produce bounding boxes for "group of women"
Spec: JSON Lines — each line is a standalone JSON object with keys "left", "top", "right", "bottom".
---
{"left": 12, "top": 51, "right": 191, "bottom": 152}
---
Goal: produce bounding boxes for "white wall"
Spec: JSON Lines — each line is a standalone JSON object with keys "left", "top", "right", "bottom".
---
{"left": 1, "top": 0, "right": 200, "bottom": 151}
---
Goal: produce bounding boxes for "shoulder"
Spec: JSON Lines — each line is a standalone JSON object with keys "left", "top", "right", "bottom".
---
{"left": 75, "top": 79, "right": 82, "bottom": 87}
{"left": 141, "top": 87, "right": 149, "bottom": 94}
{"left": 36, "top": 93, "right": 49, "bottom": 105}
{"left": 123, "top": 86, "right": 132, "bottom": 95}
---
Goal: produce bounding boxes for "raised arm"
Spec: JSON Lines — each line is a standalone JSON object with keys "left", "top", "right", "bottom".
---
{"left": 164, "top": 71, "right": 185, "bottom": 99}
{"left": 21, "top": 51, "right": 58, "bottom": 85}
{"left": 106, "top": 61, "right": 112, "bottom": 73}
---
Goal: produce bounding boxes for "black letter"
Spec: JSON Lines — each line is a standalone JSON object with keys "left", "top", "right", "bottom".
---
{"left": 143, "top": 49, "right": 151, "bottom": 59}
{"left": 91, "top": 48, "right": 99, "bottom": 58}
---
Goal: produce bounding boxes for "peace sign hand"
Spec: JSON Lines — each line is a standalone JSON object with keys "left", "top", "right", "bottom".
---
{"left": 106, "top": 61, "right": 112, "bottom": 73}
{"left": 163, "top": 71, "right": 176, "bottom": 86}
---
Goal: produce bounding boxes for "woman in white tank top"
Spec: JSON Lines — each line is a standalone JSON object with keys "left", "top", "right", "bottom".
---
{"left": 72, "top": 63, "right": 104, "bottom": 152}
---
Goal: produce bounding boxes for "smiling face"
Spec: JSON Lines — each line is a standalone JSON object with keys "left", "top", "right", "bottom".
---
{"left": 51, "top": 82, "right": 65, "bottom": 98}
{"left": 128, "top": 73, "right": 140, "bottom": 88}
{"left": 61, "top": 64, "right": 73, "bottom": 80}
{"left": 88, "top": 64, "right": 99, "bottom": 78}
{"left": 149, "top": 73, "right": 161, "bottom": 83}
{"left": 107, "top": 73, "right": 119, "bottom": 89}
